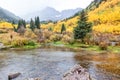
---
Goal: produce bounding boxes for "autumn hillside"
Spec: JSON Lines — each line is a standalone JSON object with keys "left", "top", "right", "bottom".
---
{"left": 88, "top": 0, "right": 120, "bottom": 34}
{"left": 41, "top": 16, "right": 79, "bottom": 33}
{"left": 0, "top": 0, "right": 120, "bottom": 35}
{"left": 43, "top": 0, "right": 120, "bottom": 34}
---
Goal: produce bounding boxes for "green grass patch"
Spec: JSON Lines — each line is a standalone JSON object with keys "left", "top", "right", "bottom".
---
{"left": 16, "top": 43, "right": 41, "bottom": 50}
{"left": 65, "top": 43, "right": 102, "bottom": 52}
{"left": 54, "top": 41, "right": 64, "bottom": 45}
{"left": 11, "top": 40, "right": 41, "bottom": 50}
{"left": 108, "top": 46, "right": 120, "bottom": 53}
{"left": 87, "top": 45, "right": 101, "bottom": 51}
{"left": 52, "top": 41, "right": 64, "bottom": 46}
{"left": 52, "top": 41, "right": 120, "bottom": 53}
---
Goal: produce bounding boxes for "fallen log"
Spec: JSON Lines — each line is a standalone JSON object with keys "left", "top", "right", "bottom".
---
{"left": 62, "top": 64, "right": 90, "bottom": 80}
{"left": 8, "top": 72, "right": 21, "bottom": 80}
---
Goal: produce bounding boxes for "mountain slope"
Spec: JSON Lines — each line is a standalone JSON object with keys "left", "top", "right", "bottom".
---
{"left": 23, "top": 7, "right": 82, "bottom": 21}
{"left": 59, "top": 8, "right": 82, "bottom": 20}
{"left": 42, "top": 0, "right": 120, "bottom": 34}
{"left": 88, "top": 0, "right": 120, "bottom": 34}
{"left": 0, "top": 7, "right": 20, "bottom": 22}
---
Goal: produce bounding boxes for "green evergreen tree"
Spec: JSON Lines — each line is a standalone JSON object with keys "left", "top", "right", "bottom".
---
{"left": 23, "top": 20, "right": 26, "bottom": 28}
{"left": 12, "top": 20, "right": 17, "bottom": 32}
{"left": 30, "top": 18, "right": 35, "bottom": 31}
{"left": 35, "top": 16, "right": 40, "bottom": 29}
{"left": 74, "top": 10, "right": 92, "bottom": 41}
{"left": 61, "top": 23, "right": 66, "bottom": 34}
{"left": 17, "top": 19, "right": 26, "bottom": 30}
{"left": 15, "top": 19, "right": 26, "bottom": 34}
{"left": 12, "top": 20, "right": 15, "bottom": 25}
{"left": 17, "top": 20, "right": 22, "bottom": 30}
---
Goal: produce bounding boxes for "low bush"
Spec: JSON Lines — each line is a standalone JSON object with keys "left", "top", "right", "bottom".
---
{"left": 50, "top": 34, "right": 62, "bottom": 42}
{"left": 43, "top": 29, "right": 53, "bottom": 39}
{"left": 24, "top": 29, "right": 37, "bottom": 39}
{"left": 84, "top": 33, "right": 93, "bottom": 45}
{"left": 62, "top": 35, "right": 74, "bottom": 44}
{"left": 99, "top": 42, "right": 108, "bottom": 50}
{"left": 11, "top": 38, "right": 29, "bottom": 47}
{"left": 27, "top": 40, "right": 36, "bottom": 46}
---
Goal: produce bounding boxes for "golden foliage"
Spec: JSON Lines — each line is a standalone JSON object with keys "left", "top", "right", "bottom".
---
{"left": 41, "top": 23, "right": 55, "bottom": 29}
{"left": 24, "top": 29, "right": 37, "bottom": 39}
{"left": 61, "top": 34, "right": 74, "bottom": 44}
{"left": 41, "top": 16, "right": 79, "bottom": 33}
{"left": 0, "top": 22, "right": 13, "bottom": 29}
{"left": 0, "top": 30, "right": 36, "bottom": 47}
{"left": 93, "top": 24, "right": 120, "bottom": 34}
{"left": 88, "top": 0, "right": 120, "bottom": 34}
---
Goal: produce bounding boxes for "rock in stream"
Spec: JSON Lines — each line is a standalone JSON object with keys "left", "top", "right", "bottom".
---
{"left": 62, "top": 64, "right": 90, "bottom": 80}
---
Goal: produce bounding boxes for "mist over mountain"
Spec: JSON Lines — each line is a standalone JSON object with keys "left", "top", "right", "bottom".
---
{"left": 0, "top": 7, "right": 20, "bottom": 22}
{"left": 22, "top": 7, "right": 82, "bottom": 21}
{"left": 0, "top": 6, "right": 82, "bottom": 22}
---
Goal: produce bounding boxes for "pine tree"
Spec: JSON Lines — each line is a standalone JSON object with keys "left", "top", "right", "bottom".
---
{"left": 61, "top": 23, "right": 66, "bottom": 34}
{"left": 12, "top": 20, "right": 15, "bottom": 25}
{"left": 74, "top": 10, "right": 92, "bottom": 41}
{"left": 12, "top": 20, "right": 17, "bottom": 32}
{"left": 17, "top": 20, "right": 26, "bottom": 30}
{"left": 17, "top": 20, "right": 22, "bottom": 30}
{"left": 35, "top": 16, "right": 40, "bottom": 29}
{"left": 23, "top": 20, "right": 26, "bottom": 28}
{"left": 16, "top": 20, "right": 26, "bottom": 34}
{"left": 30, "top": 18, "right": 35, "bottom": 31}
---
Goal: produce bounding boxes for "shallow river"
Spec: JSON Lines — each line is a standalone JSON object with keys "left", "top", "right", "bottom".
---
{"left": 0, "top": 48, "right": 120, "bottom": 80}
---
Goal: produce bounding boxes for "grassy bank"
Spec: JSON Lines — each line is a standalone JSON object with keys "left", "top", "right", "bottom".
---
{"left": 53, "top": 41, "right": 120, "bottom": 53}
{"left": 13, "top": 43, "right": 41, "bottom": 50}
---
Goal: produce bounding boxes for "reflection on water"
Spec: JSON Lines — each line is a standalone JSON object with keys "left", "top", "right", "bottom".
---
{"left": 0, "top": 48, "right": 120, "bottom": 80}
{"left": 74, "top": 52, "right": 120, "bottom": 80}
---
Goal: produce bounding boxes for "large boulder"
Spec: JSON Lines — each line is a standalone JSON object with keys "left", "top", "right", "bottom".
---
{"left": 62, "top": 64, "right": 90, "bottom": 80}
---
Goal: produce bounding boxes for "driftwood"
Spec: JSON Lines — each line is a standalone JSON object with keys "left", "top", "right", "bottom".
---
{"left": 62, "top": 64, "right": 90, "bottom": 80}
{"left": 8, "top": 72, "right": 21, "bottom": 80}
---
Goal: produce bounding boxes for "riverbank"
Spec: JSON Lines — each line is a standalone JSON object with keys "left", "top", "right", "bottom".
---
{"left": 1, "top": 41, "right": 120, "bottom": 54}
{"left": 0, "top": 42, "right": 41, "bottom": 51}
{"left": 51, "top": 41, "right": 120, "bottom": 54}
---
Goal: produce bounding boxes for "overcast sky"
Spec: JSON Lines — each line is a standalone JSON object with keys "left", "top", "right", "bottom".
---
{"left": 0, "top": 0, "right": 93, "bottom": 16}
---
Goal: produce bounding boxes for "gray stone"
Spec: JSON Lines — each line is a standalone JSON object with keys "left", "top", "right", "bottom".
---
{"left": 8, "top": 72, "right": 21, "bottom": 80}
{"left": 62, "top": 64, "right": 90, "bottom": 80}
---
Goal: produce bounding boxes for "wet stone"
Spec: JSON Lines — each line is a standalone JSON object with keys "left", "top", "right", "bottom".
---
{"left": 62, "top": 64, "right": 90, "bottom": 80}
{"left": 8, "top": 72, "right": 21, "bottom": 80}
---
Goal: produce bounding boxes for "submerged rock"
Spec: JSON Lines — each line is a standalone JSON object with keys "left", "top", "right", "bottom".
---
{"left": 62, "top": 64, "right": 90, "bottom": 80}
{"left": 8, "top": 72, "right": 21, "bottom": 80}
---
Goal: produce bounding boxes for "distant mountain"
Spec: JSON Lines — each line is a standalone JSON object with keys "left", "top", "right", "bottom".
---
{"left": 59, "top": 8, "right": 82, "bottom": 20}
{"left": 22, "top": 7, "right": 82, "bottom": 21}
{"left": 0, "top": 7, "right": 20, "bottom": 22}
{"left": 23, "top": 7, "right": 60, "bottom": 21}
